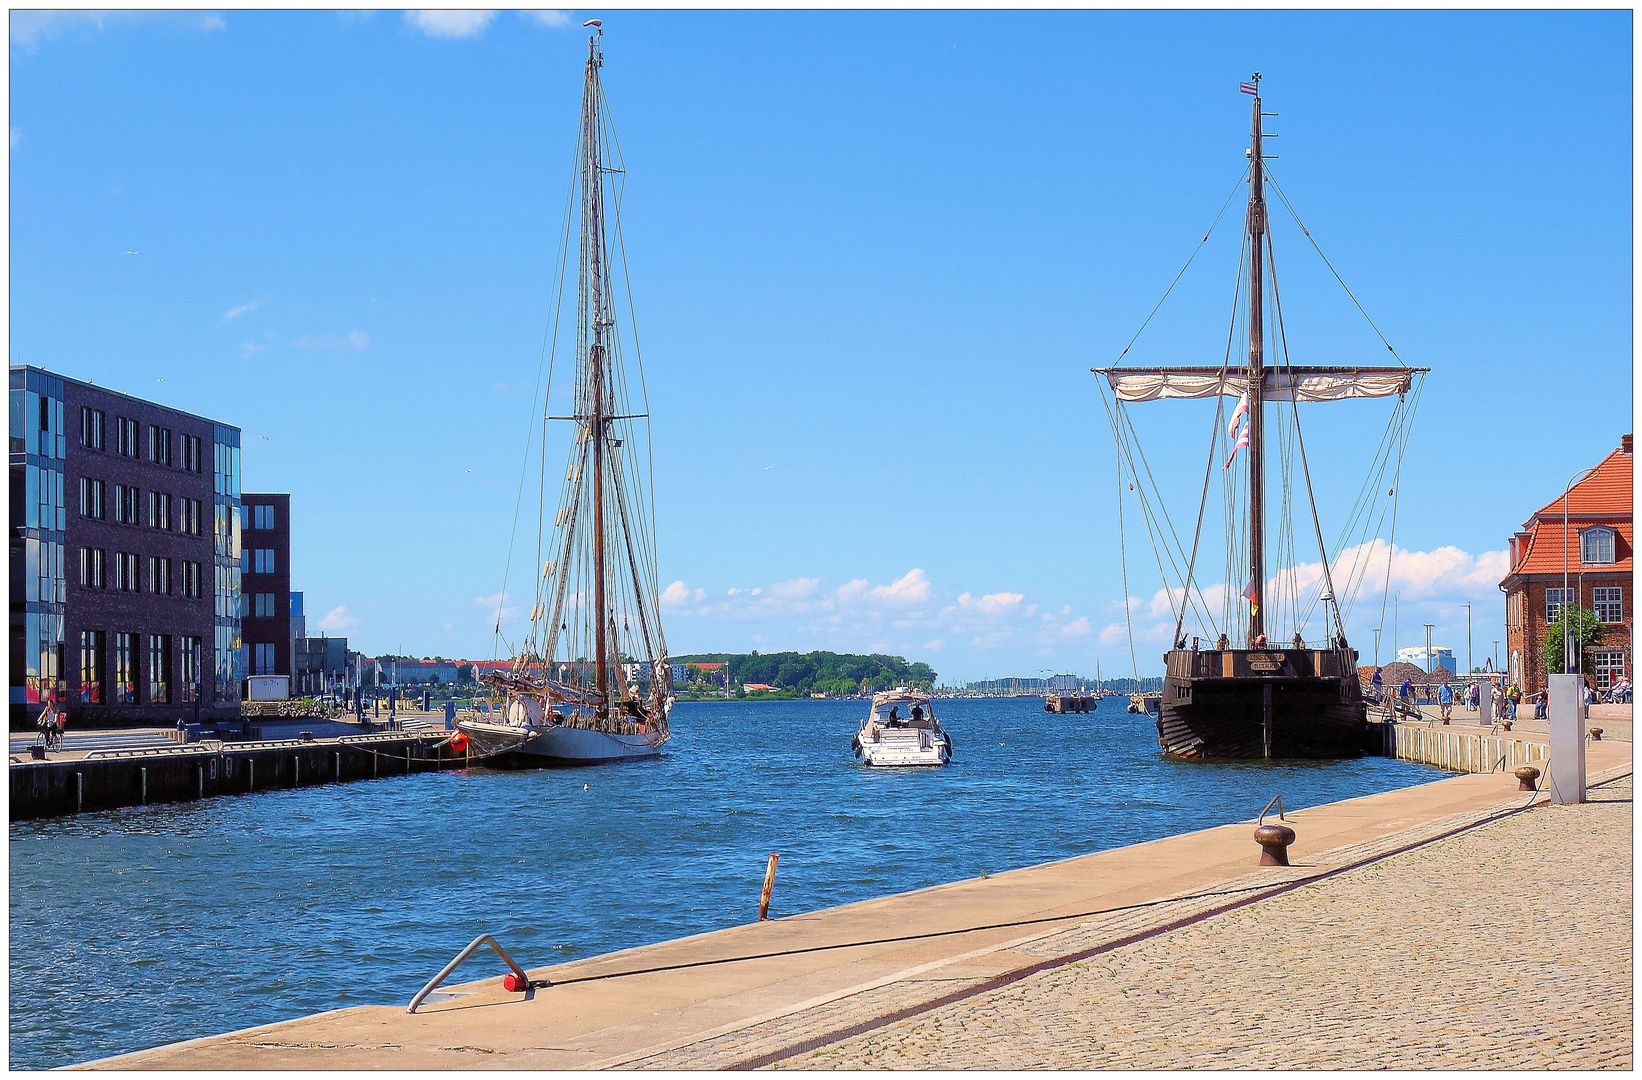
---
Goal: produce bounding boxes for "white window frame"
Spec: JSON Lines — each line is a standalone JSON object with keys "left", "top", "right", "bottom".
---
{"left": 1581, "top": 526, "right": 1616, "bottom": 565}
{"left": 1591, "top": 650, "right": 1626, "bottom": 688}
{"left": 1545, "top": 587, "right": 1571, "bottom": 622}
{"left": 1592, "top": 586, "right": 1623, "bottom": 623}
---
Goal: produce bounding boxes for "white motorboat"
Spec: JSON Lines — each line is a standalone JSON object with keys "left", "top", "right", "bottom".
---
{"left": 852, "top": 688, "right": 951, "bottom": 767}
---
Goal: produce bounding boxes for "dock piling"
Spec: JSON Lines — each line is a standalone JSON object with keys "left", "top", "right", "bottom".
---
{"left": 758, "top": 853, "right": 780, "bottom": 920}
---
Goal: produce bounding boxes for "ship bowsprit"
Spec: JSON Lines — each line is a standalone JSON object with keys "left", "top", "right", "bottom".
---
{"left": 1156, "top": 646, "right": 1369, "bottom": 760}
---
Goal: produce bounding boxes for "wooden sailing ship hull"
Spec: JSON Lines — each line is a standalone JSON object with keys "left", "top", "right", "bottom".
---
{"left": 458, "top": 720, "right": 667, "bottom": 767}
{"left": 1155, "top": 647, "right": 1367, "bottom": 760}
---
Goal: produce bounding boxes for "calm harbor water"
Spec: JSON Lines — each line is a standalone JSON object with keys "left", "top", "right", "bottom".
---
{"left": 10, "top": 697, "right": 1443, "bottom": 1068}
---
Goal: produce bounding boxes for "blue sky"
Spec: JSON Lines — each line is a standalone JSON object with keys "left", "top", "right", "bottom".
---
{"left": 10, "top": 9, "right": 1632, "bottom": 682}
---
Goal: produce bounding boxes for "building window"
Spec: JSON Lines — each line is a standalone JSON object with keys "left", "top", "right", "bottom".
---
{"left": 250, "top": 504, "right": 277, "bottom": 530}
{"left": 113, "top": 632, "right": 137, "bottom": 704}
{"left": 79, "top": 547, "right": 107, "bottom": 589}
{"left": 148, "top": 634, "right": 172, "bottom": 704}
{"left": 252, "top": 592, "right": 277, "bottom": 618}
{"left": 147, "top": 491, "right": 173, "bottom": 531}
{"left": 148, "top": 426, "right": 172, "bottom": 466}
{"left": 1581, "top": 527, "right": 1616, "bottom": 565}
{"left": 180, "top": 433, "right": 202, "bottom": 473}
{"left": 179, "top": 496, "right": 202, "bottom": 536}
{"left": 253, "top": 642, "right": 277, "bottom": 675}
{"left": 251, "top": 548, "right": 276, "bottom": 574}
{"left": 78, "top": 476, "right": 106, "bottom": 519}
{"left": 79, "top": 630, "right": 103, "bottom": 705}
{"left": 1593, "top": 586, "right": 1624, "bottom": 623}
{"left": 1592, "top": 650, "right": 1626, "bottom": 689}
{"left": 1545, "top": 587, "right": 1571, "bottom": 623}
{"left": 149, "top": 557, "right": 172, "bottom": 596}
{"left": 114, "top": 552, "right": 140, "bottom": 592}
{"left": 115, "top": 417, "right": 138, "bottom": 457}
{"left": 180, "top": 636, "right": 201, "bottom": 702}
{"left": 113, "top": 483, "right": 140, "bottom": 525}
{"left": 80, "top": 407, "right": 105, "bottom": 450}
{"left": 181, "top": 560, "right": 202, "bottom": 599}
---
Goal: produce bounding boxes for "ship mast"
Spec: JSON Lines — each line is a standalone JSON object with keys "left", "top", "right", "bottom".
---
{"left": 584, "top": 29, "right": 611, "bottom": 717}
{"left": 1245, "top": 72, "right": 1267, "bottom": 646}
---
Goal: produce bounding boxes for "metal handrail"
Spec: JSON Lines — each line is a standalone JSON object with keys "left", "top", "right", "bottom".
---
{"left": 1257, "top": 794, "right": 1285, "bottom": 825}
{"left": 407, "top": 934, "right": 546, "bottom": 1014}
{"left": 335, "top": 732, "right": 441, "bottom": 745}
{"left": 82, "top": 742, "right": 223, "bottom": 760}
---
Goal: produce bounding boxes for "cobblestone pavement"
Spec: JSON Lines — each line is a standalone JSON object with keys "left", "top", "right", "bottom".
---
{"left": 786, "top": 776, "right": 1632, "bottom": 1070}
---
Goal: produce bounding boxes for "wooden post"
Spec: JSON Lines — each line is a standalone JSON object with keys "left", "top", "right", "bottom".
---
{"left": 74, "top": 771, "right": 83, "bottom": 813}
{"left": 249, "top": 760, "right": 254, "bottom": 792}
{"left": 197, "top": 764, "right": 204, "bottom": 799}
{"left": 758, "top": 853, "right": 780, "bottom": 921}
{"left": 140, "top": 767, "right": 147, "bottom": 806}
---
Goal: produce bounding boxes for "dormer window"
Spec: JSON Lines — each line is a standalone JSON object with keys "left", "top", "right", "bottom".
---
{"left": 1581, "top": 526, "right": 1616, "bottom": 565}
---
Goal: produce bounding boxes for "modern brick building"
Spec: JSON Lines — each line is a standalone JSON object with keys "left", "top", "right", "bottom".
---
{"left": 240, "top": 493, "right": 292, "bottom": 682}
{"left": 9, "top": 366, "right": 243, "bottom": 728}
{"left": 1501, "top": 434, "right": 1632, "bottom": 695}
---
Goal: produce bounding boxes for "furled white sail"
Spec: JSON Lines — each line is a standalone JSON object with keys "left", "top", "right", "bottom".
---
{"left": 1096, "top": 366, "right": 1422, "bottom": 403}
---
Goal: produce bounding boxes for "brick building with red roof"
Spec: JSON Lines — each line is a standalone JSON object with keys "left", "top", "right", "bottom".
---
{"left": 1500, "top": 434, "right": 1632, "bottom": 695}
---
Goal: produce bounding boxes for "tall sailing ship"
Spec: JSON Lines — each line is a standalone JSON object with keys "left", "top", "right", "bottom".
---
{"left": 458, "top": 24, "right": 673, "bottom": 766}
{"left": 1096, "top": 74, "right": 1427, "bottom": 760}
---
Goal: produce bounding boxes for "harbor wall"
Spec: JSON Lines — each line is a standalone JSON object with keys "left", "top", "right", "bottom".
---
{"left": 10, "top": 733, "right": 466, "bottom": 820}
{"left": 1370, "top": 720, "right": 1548, "bottom": 775}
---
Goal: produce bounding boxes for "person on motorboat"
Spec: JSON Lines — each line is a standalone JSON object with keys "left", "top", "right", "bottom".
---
{"left": 910, "top": 704, "right": 924, "bottom": 723}
{"left": 887, "top": 706, "right": 900, "bottom": 726}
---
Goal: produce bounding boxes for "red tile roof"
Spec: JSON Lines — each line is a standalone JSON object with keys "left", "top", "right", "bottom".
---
{"left": 1531, "top": 443, "right": 1632, "bottom": 519}
{"left": 1507, "top": 439, "right": 1632, "bottom": 578}
{"left": 1510, "top": 519, "right": 1632, "bottom": 577}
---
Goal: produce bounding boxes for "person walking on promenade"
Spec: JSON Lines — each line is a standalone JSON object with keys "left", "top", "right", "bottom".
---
{"left": 1371, "top": 667, "right": 1384, "bottom": 700}
{"left": 1438, "top": 681, "right": 1453, "bottom": 723}
{"left": 1506, "top": 682, "right": 1521, "bottom": 722}
{"left": 1399, "top": 677, "right": 1414, "bottom": 710}
{"left": 1533, "top": 688, "right": 1549, "bottom": 719}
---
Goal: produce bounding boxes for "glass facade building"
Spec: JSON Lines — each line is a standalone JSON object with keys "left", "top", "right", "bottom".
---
{"left": 9, "top": 366, "right": 242, "bottom": 727}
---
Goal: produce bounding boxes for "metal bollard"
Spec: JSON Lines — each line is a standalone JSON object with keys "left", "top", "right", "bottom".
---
{"left": 758, "top": 853, "right": 780, "bottom": 921}
{"left": 1589, "top": 727, "right": 1604, "bottom": 741}
{"left": 1254, "top": 823, "right": 1295, "bottom": 866}
{"left": 1515, "top": 765, "right": 1540, "bottom": 791}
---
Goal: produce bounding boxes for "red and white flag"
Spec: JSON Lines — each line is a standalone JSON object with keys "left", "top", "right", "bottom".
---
{"left": 1227, "top": 391, "right": 1250, "bottom": 441}
{"left": 1240, "top": 81, "right": 1258, "bottom": 96}
{"left": 1223, "top": 418, "right": 1250, "bottom": 470}
{"left": 583, "top": 19, "right": 602, "bottom": 27}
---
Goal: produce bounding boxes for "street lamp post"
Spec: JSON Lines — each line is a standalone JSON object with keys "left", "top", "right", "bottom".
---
{"left": 1563, "top": 466, "right": 1599, "bottom": 676}
{"left": 1465, "top": 602, "right": 1472, "bottom": 676}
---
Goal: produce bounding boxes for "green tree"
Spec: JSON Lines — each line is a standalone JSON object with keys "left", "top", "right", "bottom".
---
{"left": 1542, "top": 606, "right": 1605, "bottom": 678}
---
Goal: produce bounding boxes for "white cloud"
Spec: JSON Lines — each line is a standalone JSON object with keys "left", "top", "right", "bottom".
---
{"left": 522, "top": 10, "right": 571, "bottom": 28}
{"left": 222, "top": 299, "right": 260, "bottom": 322}
{"left": 318, "top": 605, "right": 361, "bottom": 632}
{"left": 660, "top": 580, "right": 707, "bottom": 609}
{"left": 404, "top": 10, "right": 496, "bottom": 38}
{"left": 475, "top": 590, "right": 522, "bottom": 623}
{"left": 240, "top": 342, "right": 266, "bottom": 358}
{"left": 868, "top": 568, "right": 932, "bottom": 607}
{"left": 292, "top": 330, "right": 370, "bottom": 351}
{"left": 10, "top": 11, "right": 224, "bottom": 50}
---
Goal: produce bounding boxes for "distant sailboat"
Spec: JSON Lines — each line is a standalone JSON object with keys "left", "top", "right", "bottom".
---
{"left": 459, "top": 25, "right": 672, "bottom": 766}
{"left": 1096, "top": 74, "right": 1427, "bottom": 760}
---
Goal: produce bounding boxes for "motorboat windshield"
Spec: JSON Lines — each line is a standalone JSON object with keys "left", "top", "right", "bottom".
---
{"left": 869, "top": 688, "right": 935, "bottom": 722}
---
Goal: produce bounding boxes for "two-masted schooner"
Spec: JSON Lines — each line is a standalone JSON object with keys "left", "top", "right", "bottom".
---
{"left": 1096, "top": 74, "right": 1427, "bottom": 760}
{"left": 458, "top": 24, "right": 672, "bottom": 765}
